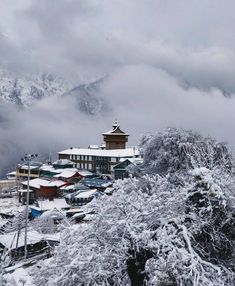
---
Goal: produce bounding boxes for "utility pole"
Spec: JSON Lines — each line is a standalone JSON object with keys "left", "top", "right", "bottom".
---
{"left": 21, "top": 153, "right": 37, "bottom": 260}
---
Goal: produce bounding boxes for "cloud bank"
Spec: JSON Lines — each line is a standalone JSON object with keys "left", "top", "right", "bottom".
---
{"left": 0, "top": 0, "right": 235, "bottom": 175}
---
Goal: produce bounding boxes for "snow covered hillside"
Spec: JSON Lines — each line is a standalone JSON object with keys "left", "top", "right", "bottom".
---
{"left": 0, "top": 69, "right": 105, "bottom": 115}
{"left": 0, "top": 70, "right": 70, "bottom": 107}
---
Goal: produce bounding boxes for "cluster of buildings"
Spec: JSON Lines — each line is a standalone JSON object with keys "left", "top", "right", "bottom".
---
{"left": 11, "top": 121, "right": 142, "bottom": 217}
{"left": 0, "top": 122, "right": 143, "bottom": 262}
{"left": 4, "top": 121, "right": 144, "bottom": 211}
{"left": 16, "top": 121, "right": 142, "bottom": 181}
{"left": 58, "top": 120, "right": 140, "bottom": 174}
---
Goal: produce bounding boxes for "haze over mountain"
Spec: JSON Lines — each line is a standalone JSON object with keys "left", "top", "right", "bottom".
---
{"left": 0, "top": 0, "right": 235, "bottom": 176}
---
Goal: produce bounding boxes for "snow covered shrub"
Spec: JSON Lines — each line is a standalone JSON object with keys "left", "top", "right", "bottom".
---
{"left": 186, "top": 168, "right": 235, "bottom": 271}
{"left": 33, "top": 175, "right": 184, "bottom": 286}
{"left": 141, "top": 127, "right": 232, "bottom": 176}
{"left": 31, "top": 213, "right": 55, "bottom": 234}
{"left": 145, "top": 168, "right": 235, "bottom": 286}
{"left": 33, "top": 171, "right": 234, "bottom": 286}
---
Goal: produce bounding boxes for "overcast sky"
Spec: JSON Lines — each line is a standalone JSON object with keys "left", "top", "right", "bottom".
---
{"left": 0, "top": 0, "right": 235, "bottom": 173}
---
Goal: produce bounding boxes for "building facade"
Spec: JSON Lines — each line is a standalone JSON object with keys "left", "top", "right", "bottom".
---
{"left": 58, "top": 147, "right": 139, "bottom": 173}
{"left": 102, "top": 121, "right": 129, "bottom": 150}
{"left": 58, "top": 122, "right": 140, "bottom": 174}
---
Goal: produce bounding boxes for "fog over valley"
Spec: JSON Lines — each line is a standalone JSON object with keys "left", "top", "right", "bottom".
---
{"left": 0, "top": 0, "right": 235, "bottom": 175}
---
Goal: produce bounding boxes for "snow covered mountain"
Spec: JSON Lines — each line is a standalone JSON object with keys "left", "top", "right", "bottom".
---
{"left": 63, "top": 77, "right": 106, "bottom": 115}
{"left": 0, "top": 69, "right": 106, "bottom": 115}
{"left": 0, "top": 70, "right": 70, "bottom": 107}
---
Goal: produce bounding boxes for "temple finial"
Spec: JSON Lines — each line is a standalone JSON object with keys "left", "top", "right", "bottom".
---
{"left": 113, "top": 119, "right": 118, "bottom": 128}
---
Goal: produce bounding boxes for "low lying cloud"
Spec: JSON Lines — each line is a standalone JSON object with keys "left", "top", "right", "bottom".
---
{"left": 0, "top": 0, "right": 235, "bottom": 175}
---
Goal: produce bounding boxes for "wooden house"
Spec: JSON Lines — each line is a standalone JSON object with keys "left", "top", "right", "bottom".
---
{"left": 19, "top": 178, "right": 67, "bottom": 204}
{"left": 113, "top": 158, "right": 143, "bottom": 179}
{"left": 0, "top": 229, "right": 48, "bottom": 261}
{"left": 30, "top": 198, "right": 70, "bottom": 218}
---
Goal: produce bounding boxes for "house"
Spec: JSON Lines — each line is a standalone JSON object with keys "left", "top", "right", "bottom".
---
{"left": 39, "top": 164, "right": 63, "bottom": 178}
{"left": 60, "top": 183, "right": 90, "bottom": 196}
{"left": 19, "top": 178, "right": 68, "bottom": 204}
{"left": 82, "top": 176, "right": 113, "bottom": 190}
{"left": 65, "top": 189, "right": 103, "bottom": 206}
{"left": 52, "top": 159, "right": 75, "bottom": 169}
{"left": 58, "top": 121, "right": 140, "bottom": 174}
{"left": 40, "top": 163, "right": 92, "bottom": 180}
{"left": 0, "top": 228, "right": 49, "bottom": 261}
{"left": 16, "top": 162, "right": 43, "bottom": 180}
{"left": 19, "top": 178, "right": 50, "bottom": 204}
{"left": 6, "top": 171, "right": 17, "bottom": 180}
{"left": 30, "top": 198, "right": 70, "bottom": 218}
{"left": 113, "top": 158, "right": 143, "bottom": 179}
{"left": 53, "top": 170, "right": 82, "bottom": 183}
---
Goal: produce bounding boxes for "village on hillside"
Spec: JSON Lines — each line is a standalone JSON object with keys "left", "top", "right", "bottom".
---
{"left": 0, "top": 121, "right": 143, "bottom": 283}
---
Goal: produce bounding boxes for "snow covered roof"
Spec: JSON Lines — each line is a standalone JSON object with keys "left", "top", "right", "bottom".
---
{"left": 18, "top": 189, "right": 34, "bottom": 193}
{"left": 53, "top": 159, "right": 74, "bottom": 165}
{"left": 21, "top": 178, "right": 50, "bottom": 189}
{"left": 88, "top": 145, "right": 99, "bottom": 149}
{"left": 72, "top": 212, "right": 86, "bottom": 219}
{"left": 0, "top": 197, "right": 25, "bottom": 215}
{"left": 21, "top": 178, "right": 66, "bottom": 189}
{"left": 0, "top": 229, "right": 45, "bottom": 249}
{"left": 66, "top": 208, "right": 83, "bottom": 214}
{"left": 58, "top": 147, "right": 139, "bottom": 158}
{"left": 43, "top": 233, "right": 60, "bottom": 242}
{"left": 40, "top": 165, "right": 78, "bottom": 174}
{"left": 39, "top": 164, "right": 62, "bottom": 173}
{"left": 119, "top": 157, "right": 143, "bottom": 163}
{"left": 75, "top": 189, "right": 98, "bottom": 199}
{"left": 82, "top": 177, "right": 113, "bottom": 188}
{"left": 102, "top": 121, "right": 129, "bottom": 136}
{"left": 53, "top": 170, "right": 78, "bottom": 179}
{"left": 18, "top": 162, "right": 42, "bottom": 170}
{"left": 6, "top": 171, "right": 16, "bottom": 176}
{"left": 47, "top": 180, "right": 66, "bottom": 187}
{"left": 35, "top": 198, "right": 70, "bottom": 211}
{"left": 18, "top": 165, "right": 39, "bottom": 171}
{"left": 41, "top": 209, "right": 65, "bottom": 220}
{"left": 61, "top": 183, "right": 89, "bottom": 191}
{"left": 78, "top": 170, "right": 93, "bottom": 177}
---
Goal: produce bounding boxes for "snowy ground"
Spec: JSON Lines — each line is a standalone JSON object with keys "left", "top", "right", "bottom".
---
{"left": 0, "top": 196, "right": 25, "bottom": 218}
{"left": 0, "top": 196, "right": 33, "bottom": 285}
{"left": 4, "top": 263, "right": 35, "bottom": 286}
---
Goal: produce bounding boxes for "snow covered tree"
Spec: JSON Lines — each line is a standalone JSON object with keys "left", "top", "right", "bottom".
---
{"left": 0, "top": 263, "right": 6, "bottom": 286}
{"left": 32, "top": 128, "right": 235, "bottom": 286}
{"left": 31, "top": 212, "right": 56, "bottom": 234}
{"left": 140, "top": 127, "right": 232, "bottom": 177}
